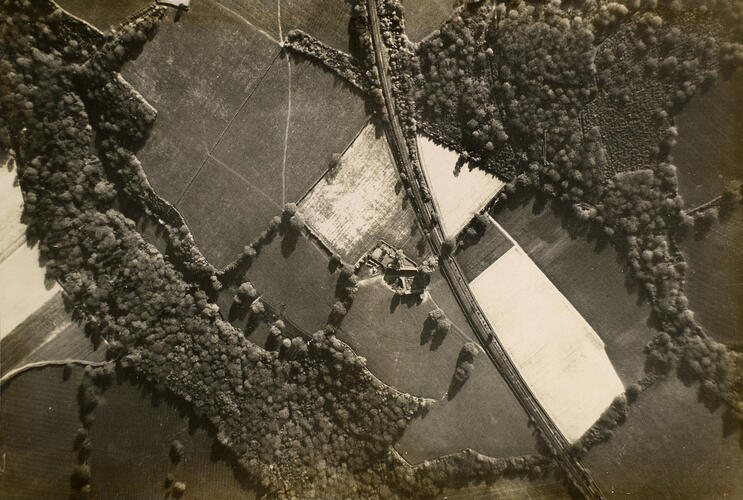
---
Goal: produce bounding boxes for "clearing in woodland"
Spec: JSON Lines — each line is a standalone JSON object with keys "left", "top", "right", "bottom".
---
{"left": 418, "top": 135, "right": 505, "bottom": 239}
{"left": 300, "top": 123, "right": 422, "bottom": 263}
{"left": 470, "top": 229, "right": 624, "bottom": 443}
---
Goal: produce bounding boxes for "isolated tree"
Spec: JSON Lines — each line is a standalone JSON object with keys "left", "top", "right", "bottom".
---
{"left": 330, "top": 301, "right": 348, "bottom": 324}
{"left": 289, "top": 213, "right": 304, "bottom": 232}
{"left": 172, "top": 481, "right": 186, "bottom": 498}
{"left": 250, "top": 299, "right": 265, "bottom": 316}
{"left": 170, "top": 439, "right": 184, "bottom": 464}
{"left": 283, "top": 202, "right": 298, "bottom": 219}
{"left": 234, "top": 281, "right": 257, "bottom": 304}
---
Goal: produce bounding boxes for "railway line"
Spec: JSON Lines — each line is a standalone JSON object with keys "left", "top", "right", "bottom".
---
{"left": 365, "top": 1, "right": 604, "bottom": 498}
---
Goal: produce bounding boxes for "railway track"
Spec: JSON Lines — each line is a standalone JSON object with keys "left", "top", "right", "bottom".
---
{"left": 365, "top": 1, "right": 604, "bottom": 498}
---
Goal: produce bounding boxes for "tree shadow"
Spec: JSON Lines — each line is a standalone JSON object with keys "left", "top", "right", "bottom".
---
{"left": 280, "top": 228, "right": 299, "bottom": 257}
{"left": 389, "top": 293, "right": 400, "bottom": 313}
{"left": 446, "top": 374, "right": 465, "bottom": 401}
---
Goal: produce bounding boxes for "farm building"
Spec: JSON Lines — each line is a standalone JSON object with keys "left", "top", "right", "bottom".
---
{"left": 468, "top": 220, "right": 625, "bottom": 442}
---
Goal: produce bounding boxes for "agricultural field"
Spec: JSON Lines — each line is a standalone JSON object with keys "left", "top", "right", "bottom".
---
{"left": 491, "top": 196, "right": 656, "bottom": 385}
{"left": 122, "top": 4, "right": 367, "bottom": 267}
{"left": 218, "top": 0, "right": 352, "bottom": 51}
{"left": 300, "top": 123, "right": 421, "bottom": 263}
{"left": 584, "top": 376, "right": 743, "bottom": 499}
{"left": 402, "top": 0, "right": 454, "bottom": 42}
{"left": 440, "top": 475, "right": 571, "bottom": 500}
{"left": 0, "top": 293, "right": 92, "bottom": 377}
{"left": 418, "top": 135, "right": 505, "bottom": 239}
{"left": 0, "top": 161, "right": 25, "bottom": 262}
{"left": 54, "top": 0, "right": 153, "bottom": 32}
{"left": 0, "top": 367, "right": 84, "bottom": 499}
{"left": 673, "top": 72, "right": 743, "bottom": 207}
{"left": 470, "top": 244, "right": 625, "bottom": 443}
{"left": 455, "top": 217, "right": 514, "bottom": 282}
{"left": 243, "top": 230, "right": 339, "bottom": 333}
{"left": 338, "top": 276, "right": 539, "bottom": 463}
{"left": 0, "top": 243, "right": 60, "bottom": 338}
{"left": 679, "top": 212, "right": 743, "bottom": 346}
{"left": 90, "top": 376, "right": 256, "bottom": 499}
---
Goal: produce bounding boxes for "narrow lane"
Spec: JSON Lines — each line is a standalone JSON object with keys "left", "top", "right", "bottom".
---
{"left": 365, "top": 1, "right": 604, "bottom": 498}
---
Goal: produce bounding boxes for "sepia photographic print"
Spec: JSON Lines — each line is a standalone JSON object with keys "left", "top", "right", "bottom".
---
{"left": 0, "top": 0, "right": 742, "bottom": 498}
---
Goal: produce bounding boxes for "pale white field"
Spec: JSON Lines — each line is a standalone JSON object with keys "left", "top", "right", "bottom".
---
{"left": 300, "top": 123, "right": 417, "bottom": 262}
{"left": 0, "top": 164, "right": 60, "bottom": 339}
{"left": 469, "top": 245, "right": 624, "bottom": 442}
{"left": 417, "top": 136, "right": 505, "bottom": 239}
{"left": 0, "top": 163, "right": 27, "bottom": 262}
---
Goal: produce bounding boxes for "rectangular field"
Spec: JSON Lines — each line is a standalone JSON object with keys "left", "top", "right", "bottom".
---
{"left": 402, "top": 0, "right": 455, "bottom": 42}
{"left": 300, "top": 123, "right": 420, "bottom": 263}
{"left": 470, "top": 244, "right": 624, "bottom": 442}
{"left": 418, "top": 135, "right": 504, "bottom": 239}
{"left": 338, "top": 276, "right": 539, "bottom": 463}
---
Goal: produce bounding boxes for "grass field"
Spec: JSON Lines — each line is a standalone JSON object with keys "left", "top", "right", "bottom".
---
{"left": 301, "top": 123, "right": 422, "bottom": 263}
{"left": 679, "top": 211, "right": 743, "bottom": 346}
{"left": 492, "top": 196, "right": 656, "bottom": 385}
{"left": 218, "top": 0, "right": 351, "bottom": 51}
{"left": 54, "top": 0, "right": 153, "bottom": 32}
{"left": 584, "top": 376, "right": 743, "bottom": 499}
{"left": 121, "top": 1, "right": 280, "bottom": 204}
{"left": 402, "top": 0, "right": 454, "bottom": 42}
{"left": 0, "top": 366, "right": 84, "bottom": 499}
{"left": 471, "top": 243, "right": 624, "bottom": 443}
{"left": 440, "top": 475, "right": 571, "bottom": 499}
{"left": 124, "top": 4, "right": 367, "bottom": 267}
{"left": 90, "top": 376, "right": 256, "bottom": 499}
{"left": 243, "top": 230, "right": 340, "bottom": 333}
{"left": 455, "top": 217, "right": 513, "bottom": 282}
{"left": 673, "top": 72, "right": 743, "bottom": 207}
{"left": 338, "top": 276, "right": 539, "bottom": 463}
{"left": 418, "top": 135, "right": 504, "bottom": 239}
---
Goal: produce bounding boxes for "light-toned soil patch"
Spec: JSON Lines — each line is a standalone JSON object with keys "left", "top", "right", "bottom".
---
{"left": 469, "top": 245, "right": 624, "bottom": 442}
{"left": 418, "top": 135, "right": 504, "bottom": 239}
{"left": 300, "top": 123, "right": 419, "bottom": 262}
{"left": 0, "top": 166, "right": 59, "bottom": 338}
{"left": 0, "top": 244, "right": 60, "bottom": 338}
{"left": 0, "top": 163, "right": 26, "bottom": 262}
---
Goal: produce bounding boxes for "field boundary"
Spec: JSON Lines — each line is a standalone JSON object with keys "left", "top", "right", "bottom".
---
{"left": 296, "top": 116, "right": 372, "bottom": 205}
{"left": 0, "top": 359, "right": 109, "bottom": 385}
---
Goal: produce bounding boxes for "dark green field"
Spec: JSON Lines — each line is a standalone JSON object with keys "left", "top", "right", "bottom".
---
{"left": 492, "top": 196, "right": 655, "bottom": 385}
{"left": 338, "top": 277, "right": 539, "bottom": 463}
{"left": 122, "top": 2, "right": 367, "bottom": 267}
{"left": 673, "top": 72, "right": 743, "bottom": 208}
{"left": 455, "top": 218, "right": 513, "bottom": 282}
{"left": 90, "top": 376, "right": 256, "bottom": 499}
{"left": 244, "top": 231, "right": 339, "bottom": 333}
{"left": 584, "top": 376, "right": 743, "bottom": 499}
{"left": 0, "top": 367, "right": 83, "bottom": 499}
{"left": 219, "top": 0, "right": 352, "bottom": 51}
{"left": 680, "top": 211, "right": 743, "bottom": 346}
{"left": 0, "top": 293, "right": 103, "bottom": 377}
{"left": 402, "top": 0, "right": 454, "bottom": 42}
{"left": 55, "top": 0, "right": 152, "bottom": 32}
{"left": 121, "top": 1, "right": 280, "bottom": 204}
{"left": 441, "top": 475, "right": 571, "bottom": 499}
